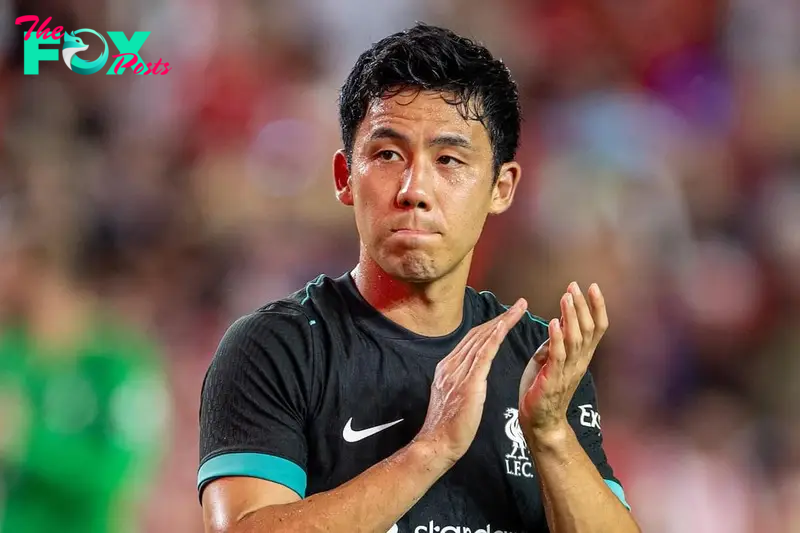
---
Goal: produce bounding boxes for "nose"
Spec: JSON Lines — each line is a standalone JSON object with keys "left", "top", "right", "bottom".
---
{"left": 395, "top": 163, "right": 432, "bottom": 211}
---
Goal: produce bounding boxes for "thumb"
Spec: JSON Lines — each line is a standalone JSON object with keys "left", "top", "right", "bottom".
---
{"left": 534, "top": 341, "right": 549, "bottom": 365}
{"left": 519, "top": 340, "right": 549, "bottom": 403}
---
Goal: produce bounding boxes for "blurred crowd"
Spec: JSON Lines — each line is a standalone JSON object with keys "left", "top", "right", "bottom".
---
{"left": 1, "top": 0, "right": 800, "bottom": 531}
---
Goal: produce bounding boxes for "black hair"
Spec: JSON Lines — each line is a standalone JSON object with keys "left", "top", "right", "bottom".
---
{"left": 338, "top": 23, "right": 521, "bottom": 178}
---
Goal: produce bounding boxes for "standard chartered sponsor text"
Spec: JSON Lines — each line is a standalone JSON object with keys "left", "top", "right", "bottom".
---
{"left": 412, "top": 521, "right": 523, "bottom": 533}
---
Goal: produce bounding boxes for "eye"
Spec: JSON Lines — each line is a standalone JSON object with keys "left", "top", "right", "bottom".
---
{"left": 378, "top": 150, "right": 400, "bottom": 162}
{"left": 437, "top": 155, "right": 463, "bottom": 166}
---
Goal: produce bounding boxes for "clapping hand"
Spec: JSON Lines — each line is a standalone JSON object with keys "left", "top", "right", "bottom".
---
{"left": 518, "top": 282, "right": 608, "bottom": 439}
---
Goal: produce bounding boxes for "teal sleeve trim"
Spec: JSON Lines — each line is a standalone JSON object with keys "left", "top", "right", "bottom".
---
{"left": 197, "top": 453, "right": 307, "bottom": 498}
{"left": 604, "top": 479, "right": 631, "bottom": 510}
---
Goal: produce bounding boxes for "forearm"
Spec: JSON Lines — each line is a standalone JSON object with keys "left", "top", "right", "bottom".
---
{"left": 234, "top": 440, "right": 451, "bottom": 533}
{"left": 527, "top": 425, "right": 640, "bottom": 533}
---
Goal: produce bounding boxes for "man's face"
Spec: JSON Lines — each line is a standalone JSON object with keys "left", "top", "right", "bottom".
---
{"left": 335, "top": 90, "right": 520, "bottom": 282}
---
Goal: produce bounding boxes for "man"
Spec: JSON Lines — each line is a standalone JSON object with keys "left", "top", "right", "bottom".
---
{"left": 0, "top": 233, "right": 169, "bottom": 533}
{"left": 198, "top": 23, "right": 640, "bottom": 533}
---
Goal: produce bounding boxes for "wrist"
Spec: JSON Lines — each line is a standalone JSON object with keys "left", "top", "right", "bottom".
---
{"left": 407, "top": 436, "right": 459, "bottom": 472}
{"left": 524, "top": 421, "right": 574, "bottom": 452}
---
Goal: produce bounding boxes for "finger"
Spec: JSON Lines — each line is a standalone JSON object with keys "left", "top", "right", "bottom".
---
{"left": 453, "top": 301, "right": 522, "bottom": 375}
{"left": 469, "top": 318, "right": 514, "bottom": 378}
{"left": 568, "top": 282, "right": 595, "bottom": 348}
{"left": 451, "top": 330, "right": 490, "bottom": 375}
{"left": 497, "top": 298, "right": 527, "bottom": 328}
{"left": 445, "top": 317, "right": 487, "bottom": 359}
{"left": 474, "top": 299, "right": 525, "bottom": 353}
{"left": 533, "top": 344, "right": 549, "bottom": 366}
{"left": 472, "top": 297, "right": 526, "bottom": 352}
{"left": 587, "top": 283, "right": 609, "bottom": 348}
{"left": 519, "top": 339, "right": 549, "bottom": 401}
{"left": 442, "top": 299, "right": 513, "bottom": 364}
{"left": 548, "top": 318, "right": 567, "bottom": 375}
{"left": 448, "top": 298, "right": 527, "bottom": 374}
{"left": 560, "top": 291, "right": 581, "bottom": 363}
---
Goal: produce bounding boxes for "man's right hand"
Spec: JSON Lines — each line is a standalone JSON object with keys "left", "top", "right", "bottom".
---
{"left": 414, "top": 298, "right": 528, "bottom": 464}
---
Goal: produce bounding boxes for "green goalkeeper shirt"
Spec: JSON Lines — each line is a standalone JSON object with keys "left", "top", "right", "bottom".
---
{"left": 0, "top": 315, "right": 169, "bottom": 533}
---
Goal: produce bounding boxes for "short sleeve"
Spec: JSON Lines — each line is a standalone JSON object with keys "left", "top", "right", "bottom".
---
{"left": 197, "top": 309, "right": 315, "bottom": 499}
{"left": 567, "top": 371, "right": 631, "bottom": 510}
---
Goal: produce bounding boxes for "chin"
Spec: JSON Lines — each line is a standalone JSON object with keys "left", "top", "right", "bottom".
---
{"left": 382, "top": 250, "right": 441, "bottom": 283}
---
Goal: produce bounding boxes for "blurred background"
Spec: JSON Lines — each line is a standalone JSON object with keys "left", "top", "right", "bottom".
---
{"left": 1, "top": 0, "right": 800, "bottom": 531}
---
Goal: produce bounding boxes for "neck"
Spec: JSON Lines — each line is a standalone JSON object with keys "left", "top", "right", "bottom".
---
{"left": 352, "top": 250, "right": 473, "bottom": 337}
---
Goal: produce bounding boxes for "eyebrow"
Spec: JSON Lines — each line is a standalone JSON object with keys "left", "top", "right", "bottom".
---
{"left": 367, "top": 127, "right": 474, "bottom": 150}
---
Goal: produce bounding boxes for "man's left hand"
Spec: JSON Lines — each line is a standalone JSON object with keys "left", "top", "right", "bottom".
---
{"left": 518, "top": 282, "right": 608, "bottom": 439}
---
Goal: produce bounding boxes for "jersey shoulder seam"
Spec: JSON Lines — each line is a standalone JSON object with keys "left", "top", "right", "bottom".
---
{"left": 253, "top": 301, "right": 320, "bottom": 357}
{"left": 255, "top": 297, "right": 322, "bottom": 419}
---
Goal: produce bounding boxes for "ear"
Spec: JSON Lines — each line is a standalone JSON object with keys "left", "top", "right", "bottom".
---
{"left": 489, "top": 162, "right": 521, "bottom": 215}
{"left": 333, "top": 149, "right": 353, "bottom": 206}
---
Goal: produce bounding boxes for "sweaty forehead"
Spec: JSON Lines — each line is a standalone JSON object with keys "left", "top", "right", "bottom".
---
{"left": 358, "top": 90, "right": 491, "bottom": 148}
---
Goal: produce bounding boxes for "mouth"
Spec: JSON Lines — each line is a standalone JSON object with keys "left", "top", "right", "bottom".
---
{"left": 391, "top": 229, "right": 440, "bottom": 236}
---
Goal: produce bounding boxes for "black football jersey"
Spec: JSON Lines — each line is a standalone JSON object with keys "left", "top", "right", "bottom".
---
{"left": 198, "top": 273, "right": 629, "bottom": 533}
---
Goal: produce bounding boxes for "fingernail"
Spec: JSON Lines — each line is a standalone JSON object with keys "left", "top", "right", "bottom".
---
{"left": 566, "top": 293, "right": 573, "bottom": 305}
{"left": 573, "top": 282, "right": 582, "bottom": 295}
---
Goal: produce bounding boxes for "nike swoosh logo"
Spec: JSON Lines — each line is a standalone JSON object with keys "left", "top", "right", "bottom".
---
{"left": 342, "top": 417, "right": 403, "bottom": 443}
